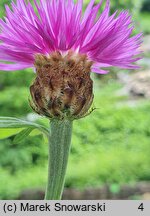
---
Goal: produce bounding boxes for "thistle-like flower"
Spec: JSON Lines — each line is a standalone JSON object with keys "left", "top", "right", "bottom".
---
{"left": 0, "top": 0, "right": 142, "bottom": 119}
{"left": 0, "top": 0, "right": 143, "bottom": 200}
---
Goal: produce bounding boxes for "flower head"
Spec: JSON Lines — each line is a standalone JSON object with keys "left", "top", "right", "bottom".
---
{"left": 0, "top": 0, "right": 142, "bottom": 119}
{"left": 0, "top": 0, "right": 142, "bottom": 73}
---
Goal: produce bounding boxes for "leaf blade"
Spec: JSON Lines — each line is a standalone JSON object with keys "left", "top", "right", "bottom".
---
{"left": 0, "top": 117, "right": 49, "bottom": 138}
{"left": 13, "top": 127, "right": 34, "bottom": 144}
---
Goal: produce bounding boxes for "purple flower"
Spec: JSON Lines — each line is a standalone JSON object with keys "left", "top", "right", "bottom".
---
{"left": 0, "top": 0, "right": 142, "bottom": 73}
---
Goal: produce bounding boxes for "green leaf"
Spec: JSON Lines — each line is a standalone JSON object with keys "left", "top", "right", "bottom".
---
{"left": 0, "top": 128, "right": 23, "bottom": 139}
{"left": 13, "top": 127, "right": 34, "bottom": 144}
{"left": 0, "top": 117, "right": 49, "bottom": 138}
{"left": 30, "top": 129, "right": 48, "bottom": 144}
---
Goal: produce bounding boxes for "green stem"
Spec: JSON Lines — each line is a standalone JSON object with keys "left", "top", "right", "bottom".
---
{"left": 45, "top": 119, "right": 73, "bottom": 200}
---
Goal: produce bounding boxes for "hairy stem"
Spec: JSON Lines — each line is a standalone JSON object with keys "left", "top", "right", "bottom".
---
{"left": 45, "top": 119, "right": 73, "bottom": 200}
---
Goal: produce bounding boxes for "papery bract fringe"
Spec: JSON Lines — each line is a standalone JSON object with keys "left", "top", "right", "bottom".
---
{"left": 0, "top": 0, "right": 142, "bottom": 73}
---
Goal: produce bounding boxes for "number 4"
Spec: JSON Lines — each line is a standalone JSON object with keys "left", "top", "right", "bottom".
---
{"left": 138, "top": 203, "right": 144, "bottom": 211}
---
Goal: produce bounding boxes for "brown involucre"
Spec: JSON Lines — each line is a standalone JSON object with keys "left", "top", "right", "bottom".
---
{"left": 30, "top": 51, "right": 94, "bottom": 119}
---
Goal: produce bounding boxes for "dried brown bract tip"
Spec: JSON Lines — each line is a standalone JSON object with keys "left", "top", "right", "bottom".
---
{"left": 30, "top": 51, "right": 94, "bottom": 119}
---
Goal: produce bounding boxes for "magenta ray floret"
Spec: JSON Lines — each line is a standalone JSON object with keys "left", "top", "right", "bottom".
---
{"left": 0, "top": 0, "right": 142, "bottom": 73}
